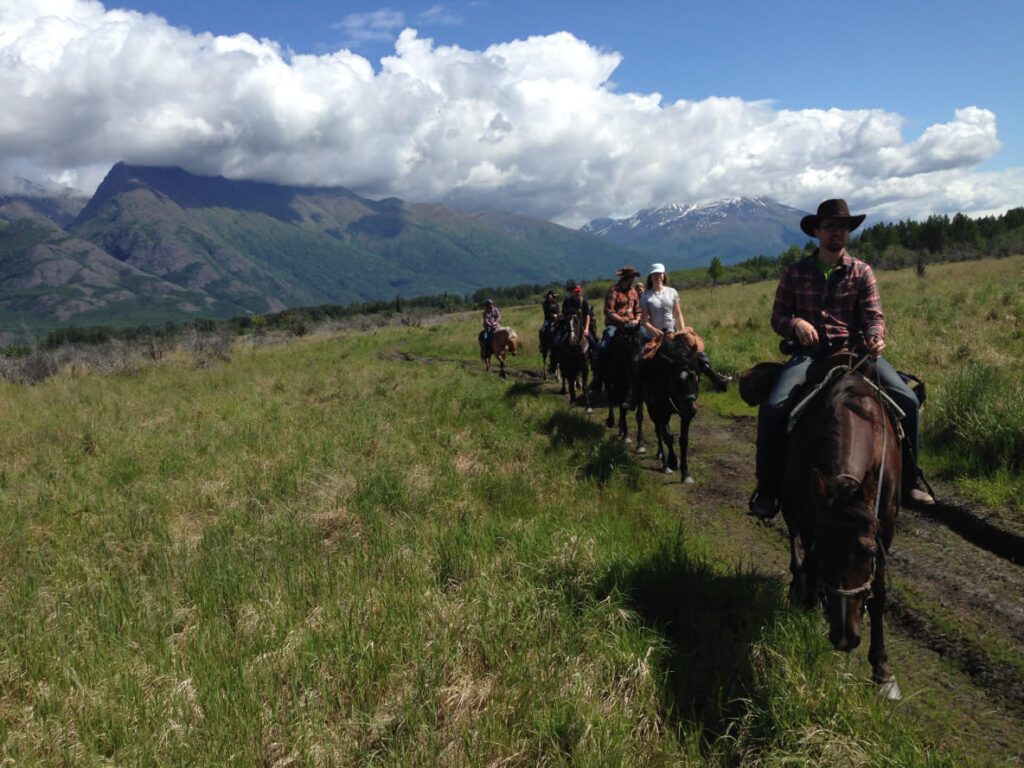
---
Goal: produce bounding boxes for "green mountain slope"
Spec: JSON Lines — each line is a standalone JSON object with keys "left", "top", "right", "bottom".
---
{"left": 3, "top": 162, "right": 647, "bottom": 335}
{"left": 0, "top": 200, "right": 211, "bottom": 338}
{"left": 69, "top": 163, "right": 645, "bottom": 306}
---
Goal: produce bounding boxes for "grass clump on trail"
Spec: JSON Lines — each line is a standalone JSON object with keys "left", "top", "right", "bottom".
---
{"left": 0, "top": 302, "right": 976, "bottom": 765}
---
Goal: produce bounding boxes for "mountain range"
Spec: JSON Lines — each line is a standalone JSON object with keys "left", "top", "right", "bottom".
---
{"left": 581, "top": 197, "right": 811, "bottom": 267}
{"left": 1, "top": 163, "right": 811, "bottom": 339}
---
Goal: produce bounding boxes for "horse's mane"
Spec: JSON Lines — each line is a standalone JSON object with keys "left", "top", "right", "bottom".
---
{"left": 656, "top": 334, "right": 700, "bottom": 369}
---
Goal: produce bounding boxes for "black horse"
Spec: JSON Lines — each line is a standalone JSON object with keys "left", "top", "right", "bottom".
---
{"left": 554, "top": 315, "right": 592, "bottom": 412}
{"left": 640, "top": 332, "right": 702, "bottom": 482}
{"left": 600, "top": 323, "right": 646, "bottom": 450}
{"left": 539, "top": 323, "right": 558, "bottom": 381}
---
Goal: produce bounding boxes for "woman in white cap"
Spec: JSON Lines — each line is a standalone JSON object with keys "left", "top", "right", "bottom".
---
{"left": 638, "top": 263, "right": 731, "bottom": 391}
{"left": 639, "top": 263, "right": 682, "bottom": 342}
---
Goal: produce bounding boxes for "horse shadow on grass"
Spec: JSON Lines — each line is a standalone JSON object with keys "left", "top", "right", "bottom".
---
{"left": 542, "top": 412, "right": 642, "bottom": 486}
{"left": 502, "top": 381, "right": 545, "bottom": 401}
{"left": 596, "top": 532, "right": 785, "bottom": 739}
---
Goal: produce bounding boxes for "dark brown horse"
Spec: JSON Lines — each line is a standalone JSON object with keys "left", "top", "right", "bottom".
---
{"left": 554, "top": 314, "right": 593, "bottom": 413}
{"left": 539, "top": 323, "right": 558, "bottom": 381}
{"left": 479, "top": 327, "right": 520, "bottom": 379}
{"left": 600, "top": 323, "right": 646, "bottom": 451}
{"left": 781, "top": 352, "right": 902, "bottom": 699}
{"left": 640, "top": 332, "right": 702, "bottom": 482}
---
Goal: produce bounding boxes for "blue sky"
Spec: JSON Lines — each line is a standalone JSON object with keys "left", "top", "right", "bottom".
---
{"left": 2, "top": 0, "right": 1021, "bottom": 225}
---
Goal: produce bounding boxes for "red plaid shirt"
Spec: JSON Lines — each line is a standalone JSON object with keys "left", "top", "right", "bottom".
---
{"left": 603, "top": 283, "right": 640, "bottom": 328}
{"left": 771, "top": 250, "right": 885, "bottom": 347}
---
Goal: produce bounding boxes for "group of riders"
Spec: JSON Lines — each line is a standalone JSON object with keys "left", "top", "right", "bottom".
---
{"left": 484, "top": 198, "right": 937, "bottom": 513}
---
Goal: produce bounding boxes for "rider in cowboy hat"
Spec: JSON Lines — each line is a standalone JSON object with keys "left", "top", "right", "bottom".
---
{"left": 749, "top": 199, "right": 934, "bottom": 519}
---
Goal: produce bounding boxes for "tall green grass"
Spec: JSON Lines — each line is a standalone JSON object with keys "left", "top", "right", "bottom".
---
{"left": 0, "top": 308, "right": 976, "bottom": 764}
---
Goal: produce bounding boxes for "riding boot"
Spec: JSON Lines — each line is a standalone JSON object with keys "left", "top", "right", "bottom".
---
{"left": 900, "top": 441, "right": 935, "bottom": 507}
{"left": 697, "top": 352, "right": 731, "bottom": 392}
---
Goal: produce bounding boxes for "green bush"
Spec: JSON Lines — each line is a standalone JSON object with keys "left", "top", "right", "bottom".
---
{"left": 926, "top": 363, "right": 1024, "bottom": 474}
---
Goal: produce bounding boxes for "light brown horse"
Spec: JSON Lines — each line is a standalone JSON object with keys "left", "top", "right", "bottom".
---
{"left": 781, "top": 352, "right": 902, "bottom": 700}
{"left": 479, "top": 327, "right": 520, "bottom": 379}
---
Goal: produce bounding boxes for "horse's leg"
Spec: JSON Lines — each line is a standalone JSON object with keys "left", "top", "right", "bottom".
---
{"left": 634, "top": 402, "right": 646, "bottom": 454}
{"left": 657, "top": 419, "right": 673, "bottom": 473}
{"left": 677, "top": 406, "right": 693, "bottom": 483}
{"left": 661, "top": 416, "right": 675, "bottom": 472}
{"left": 606, "top": 403, "right": 615, "bottom": 429}
{"left": 581, "top": 361, "right": 593, "bottom": 413}
{"left": 498, "top": 350, "right": 507, "bottom": 379}
{"left": 568, "top": 371, "right": 577, "bottom": 404}
{"left": 786, "top": 526, "right": 809, "bottom": 607}
{"left": 868, "top": 569, "right": 901, "bottom": 699}
{"left": 618, "top": 404, "right": 630, "bottom": 443}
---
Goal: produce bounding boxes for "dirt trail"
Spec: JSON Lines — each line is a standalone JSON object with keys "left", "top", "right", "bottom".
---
{"left": 392, "top": 350, "right": 1024, "bottom": 760}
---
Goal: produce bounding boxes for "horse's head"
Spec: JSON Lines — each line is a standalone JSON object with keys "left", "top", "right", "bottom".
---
{"left": 505, "top": 329, "right": 519, "bottom": 356}
{"left": 811, "top": 468, "right": 881, "bottom": 651}
{"left": 610, "top": 322, "right": 645, "bottom": 358}
{"left": 567, "top": 315, "right": 583, "bottom": 346}
{"left": 557, "top": 316, "right": 586, "bottom": 353}
{"left": 657, "top": 335, "right": 701, "bottom": 400}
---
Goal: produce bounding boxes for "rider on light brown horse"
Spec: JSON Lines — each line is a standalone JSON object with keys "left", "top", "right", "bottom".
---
{"left": 482, "top": 298, "right": 501, "bottom": 349}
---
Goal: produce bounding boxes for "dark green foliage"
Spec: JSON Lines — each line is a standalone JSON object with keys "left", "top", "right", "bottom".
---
{"left": 926, "top": 364, "right": 1024, "bottom": 475}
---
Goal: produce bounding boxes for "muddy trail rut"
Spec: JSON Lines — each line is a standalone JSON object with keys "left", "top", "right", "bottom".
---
{"left": 390, "top": 350, "right": 1024, "bottom": 759}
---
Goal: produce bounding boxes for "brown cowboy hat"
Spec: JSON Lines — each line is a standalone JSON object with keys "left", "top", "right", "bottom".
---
{"left": 616, "top": 265, "right": 640, "bottom": 278}
{"left": 800, "top": 199, "right": 867, "bottom": 237}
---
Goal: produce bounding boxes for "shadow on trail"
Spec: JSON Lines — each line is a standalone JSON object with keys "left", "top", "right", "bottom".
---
{"left": 543, "top": 412, "right": 641, "bottom": 487}
{"left": 503, "top": 380, "right": 545, "bottom": 401}
{"left": 543, "top": 411, "right": 605, "bottom": 446}
{"left": 599, "top": 532, "right": 785, "bottom": 738}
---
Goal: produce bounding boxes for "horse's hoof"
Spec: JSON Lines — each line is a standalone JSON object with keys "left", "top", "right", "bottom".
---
{"left": 623, "top": 437, "right": 632, "bottom": 445}
{"left": 662, "top": 467, "right": 674, "bottom": 475}
{"left": 877, "top": 676, "right": 902, "bottom": 702}
{"left": 682, "top": 475, "right": 694, "bottom": 484}
{"left": 585, "top": 407, "right": 593, "bottom": 414}
{"left": 635, "top": 446, "right": 646, "bottom": 454}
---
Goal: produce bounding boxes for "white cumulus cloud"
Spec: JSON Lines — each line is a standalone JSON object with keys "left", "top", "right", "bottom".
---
{"left": 0, "top": 0, "right": 1019, "bottom": 226}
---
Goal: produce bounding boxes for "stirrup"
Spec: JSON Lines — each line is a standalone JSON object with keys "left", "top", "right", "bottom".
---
{"left": 748, "top": 488, "right": 779, "bottom": 519}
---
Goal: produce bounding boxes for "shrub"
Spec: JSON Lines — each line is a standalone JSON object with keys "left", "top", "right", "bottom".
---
{"left": 926, "top": 364, "right": 1024, "bottom": 474}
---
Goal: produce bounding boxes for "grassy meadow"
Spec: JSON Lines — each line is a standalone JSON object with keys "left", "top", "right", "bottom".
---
{"left": 1, "top": 256, "right": 1021, "bottom": 765}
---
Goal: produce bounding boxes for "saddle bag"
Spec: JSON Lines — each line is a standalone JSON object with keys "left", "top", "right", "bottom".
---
{"left": 899, "top": 371, "right": 926, "bottom": 407}
{"left": 739, "top": 361, "right": 784, "bottom": 407}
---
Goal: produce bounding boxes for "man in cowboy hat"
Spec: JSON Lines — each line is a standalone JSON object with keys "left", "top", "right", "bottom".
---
{"left": 749, "top": 199, "right": 934, "bottom": 519}
{"left": 591, "top": 265, "right": 642, "bottom": 390}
